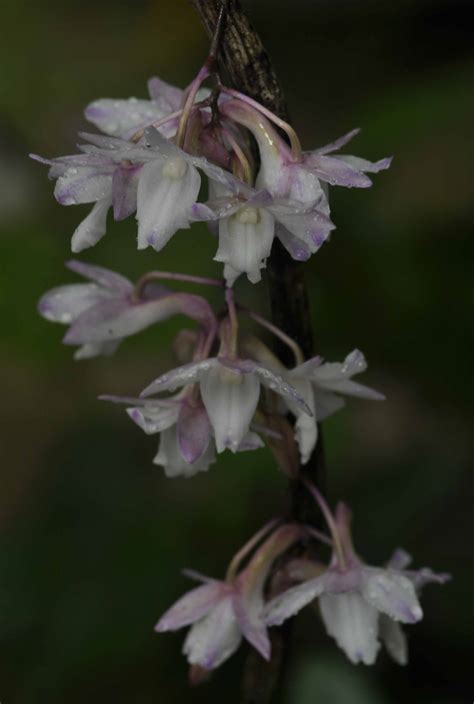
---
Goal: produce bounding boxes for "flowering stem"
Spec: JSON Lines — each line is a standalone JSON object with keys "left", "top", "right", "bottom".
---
{"left": 191, "top": 1, "right": 326, "bottom": 701}
{"left": 134, "top": 270, "right": 224, "bottom": 298}
{"left": 238, "top": 306, "right": 305, "bottom": 366}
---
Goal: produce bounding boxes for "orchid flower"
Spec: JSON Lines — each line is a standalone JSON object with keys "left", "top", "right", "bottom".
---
{"left": 156, "top": 523, "right": 303, "bottom": 678}
{"left": 265, "top": 491, "right": 450, "bottom": 665}
{"left": 38, "top": 260, "right": 216, "bottom": 359}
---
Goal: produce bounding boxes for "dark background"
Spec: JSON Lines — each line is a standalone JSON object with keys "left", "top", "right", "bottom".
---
{"left": 0, "top": 0, "right": 472, "bottom": 701}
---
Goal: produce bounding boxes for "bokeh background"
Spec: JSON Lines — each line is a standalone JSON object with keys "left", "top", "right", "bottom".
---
{"left": 0, "top": 0, "right": 472, "bottom": 701}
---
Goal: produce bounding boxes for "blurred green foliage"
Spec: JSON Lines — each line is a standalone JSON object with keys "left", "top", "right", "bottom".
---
{"left": 0, "top": 0, "right": 472, "bottom": 702}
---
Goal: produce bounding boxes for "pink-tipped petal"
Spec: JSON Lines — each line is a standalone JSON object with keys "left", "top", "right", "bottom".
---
{"left": 265, "top": 576, "right": 326, "bottom": 626}
{"left": 65, "top": 259, "right": 132, "bottom": 293}
{"left": 155, "top": 581, "right": 225, "bottom": 632}
{"left": 177, "top": 400, "right": 212, "bottom": 464}
{"left": 361, "top": 568, "right": 423, "bottom": 624}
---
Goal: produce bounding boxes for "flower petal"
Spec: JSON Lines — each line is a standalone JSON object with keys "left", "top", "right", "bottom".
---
{"left": 38, "top": 283, "right": 104, "bottom": 324}
{"left": 182, "top": 595, "right": 242, "bottom": 670}
{"left": 65, "top": 259, "right": 132, "bottom": 293}
{"left": 153, "top": 427, "right": 216, "bottom": 478}
{"left": 140, "top": 359, "right": 219, "bottom": 397}
{"left": 85, "top": 97, "right": 167, "bottom": 139}
{"left": 302, "top": 153, "right": 372, "bottom": 188}
{"left": 335, "top": 154, "right": 393, "bottom": 173}
{"left": 361, "top": 567, "right": 423, "bottom": 624}
{"left": 64, "top": 294, "right": 203, "bottom": 346}
{"left": 319, "top": 592, "right": 380, "bottom": 665}
{"left": 127, "top": 402, "right": 180, "bottom": 435}
{"left": 155, "top": 580, "right": 225, "bottom": 632}
{"left": 200, "top": 365, "right": 260, "bottom": 452}
{"left": 271, "top": 203, "right": 335, "bottom": 252}
{"left": 313, "top": 128, "right": 361, "bottom": 155}
{"left": 248, "top": 362, "right": 313, "bottom": 416}
{"left": 136, "top": 157, "right": 201, "bottom": 251}
{"left": 177, "top": 399, "right": 212, "bottom": 463}
{"left": 71, "top": 197, "right": 111, "bottom": 253}
{"left": 112, "top": 165, "right": 140, "bottom": 220}
{"left": 147, "top": 76, "right": 183, "bottom": 109}
{"left": 54, "top": 166, "right": 113, "bottom": 205}
{"left": 275, "top": 224, "right": 312, "bottom": 262}
{"left": 379, "top": 614, "right": 408, "bottom": 665}
{"left": 232, "top": 591, "right": 271, "bottom": 661}
{"left": 265, "top": 576, "right": 326, "bottom": 626}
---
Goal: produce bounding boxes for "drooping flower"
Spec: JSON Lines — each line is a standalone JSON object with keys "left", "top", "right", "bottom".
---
{"left": 156, "top": 523, "right": 303, "bottom": 678}
{"left": 287, "top": 349, "right": 385, "bottom": 463}
{"left": 31, "top": 126, "right": 240, "bottom": 254}
{"left": 222, "top": 99, "right": 392, "bottom": 202}
{"left": 139, "top": 354, "right": 312, "bottom": 453}
{"left": 84, "top": 76, "right": 186, "bottom": 141}
{"left": 38, "top": 260, "right": 216, "bottom": 359}
{"left": 102, "top": 390, "right": 264, "bottom": 477}
{"left": 265, "top": 499, "right": 450, "bottom": 666}
{"left": 242, "top": 338, "right": 384, "bottom": 464}
{"left": 192, "top": 181, "right": 335, "bottom": 286}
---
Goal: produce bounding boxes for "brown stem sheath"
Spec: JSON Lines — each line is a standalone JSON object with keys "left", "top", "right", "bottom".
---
{"left": 189, "top": 1, "right": 325, "bottom": 701}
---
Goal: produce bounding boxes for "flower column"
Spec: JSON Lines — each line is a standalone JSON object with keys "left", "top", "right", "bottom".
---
{"left": 190, "top": 0, "right": 325, "bottom": 699}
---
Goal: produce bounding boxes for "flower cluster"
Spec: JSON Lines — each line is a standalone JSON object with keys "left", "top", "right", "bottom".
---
{"left": 32, "top": 68, "right": 390, "bottom": 286}
{"left": 34, "top": 41, "right": 449, "bottom": 688}
{"left": 156, "top": 487, "right": 449, "bottom": 678}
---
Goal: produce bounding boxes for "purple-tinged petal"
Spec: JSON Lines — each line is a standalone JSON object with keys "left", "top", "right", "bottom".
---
{"left": 265, "top": 576, "right": 326, "bottom": 626}
{"left": 182, "top": 595, "right": 242, "bottom": 670}
{"left": 302, "top": 153, "right": 372, "bottom": 188}
{"left": 275, "top": 224, "right": 312, "bottom": 262}
{"left": 361, "top": 567, "right": 423, "bottom": 624}
{"left": 54, "top": 166, "right": 113, "bottom": 205}
{"left": 147, "top": 76, "right": 183, "bottom": 109}
{"left": 271, "top": 204, "right": 335, "bottom": 252}
{"left": 379, "top": 614, "right": 408, "bottom": 665}
{"left": 232, "top": 592, "right": 271, "bottom": 661}
{"left": 182, "top": 568, "right": 215, "bottom": 584}
{"left": 319, "top": 592, "right": 380, "bottom": 665}
{"left": 136, "top": 157, "right": 201, "bottom": 251}
{"left": 313, "top": 128, "right": 361, "bottom": 155}
{"left": 335, "top": 154, "right": 393, "bottom": 173}
{"left": 65, "top": 259, "right": 132, "bottom": 293}
{"left": 71, "top": 196, "right": 111, "bottom": 253}
{"left": 310, "top": 349, "right": 385, "bottom": 400}
{"left": 154, "top": 428, "right": 216, "bottom": 478}
{"left": 251, "top": 363, "right": 314, "bottom": 416}
{"left": 155, "top": 581, "right": 225, "bottom": 632}
{"left": 200, "top": 364, "right": 260, "bottom": 453}
{"left": 403, "top": 567, "right": 451, "bottom": 591}
{"left": 85, "top": 97, "right": 167, "bottom": 139}
{"left": 64, "top": 294, "right": 206, "bottom": 345}
{"left": 38, "top": 283, "right": 105, "bottom": 324}
{"left": 177, "top": 399, "right": 212, "bottom": 463}
{"left": 141, "top": 358, "right": 219, "bottom": 397}
{"left": 112, "top": 165, "right": 141, "bottom": 220}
